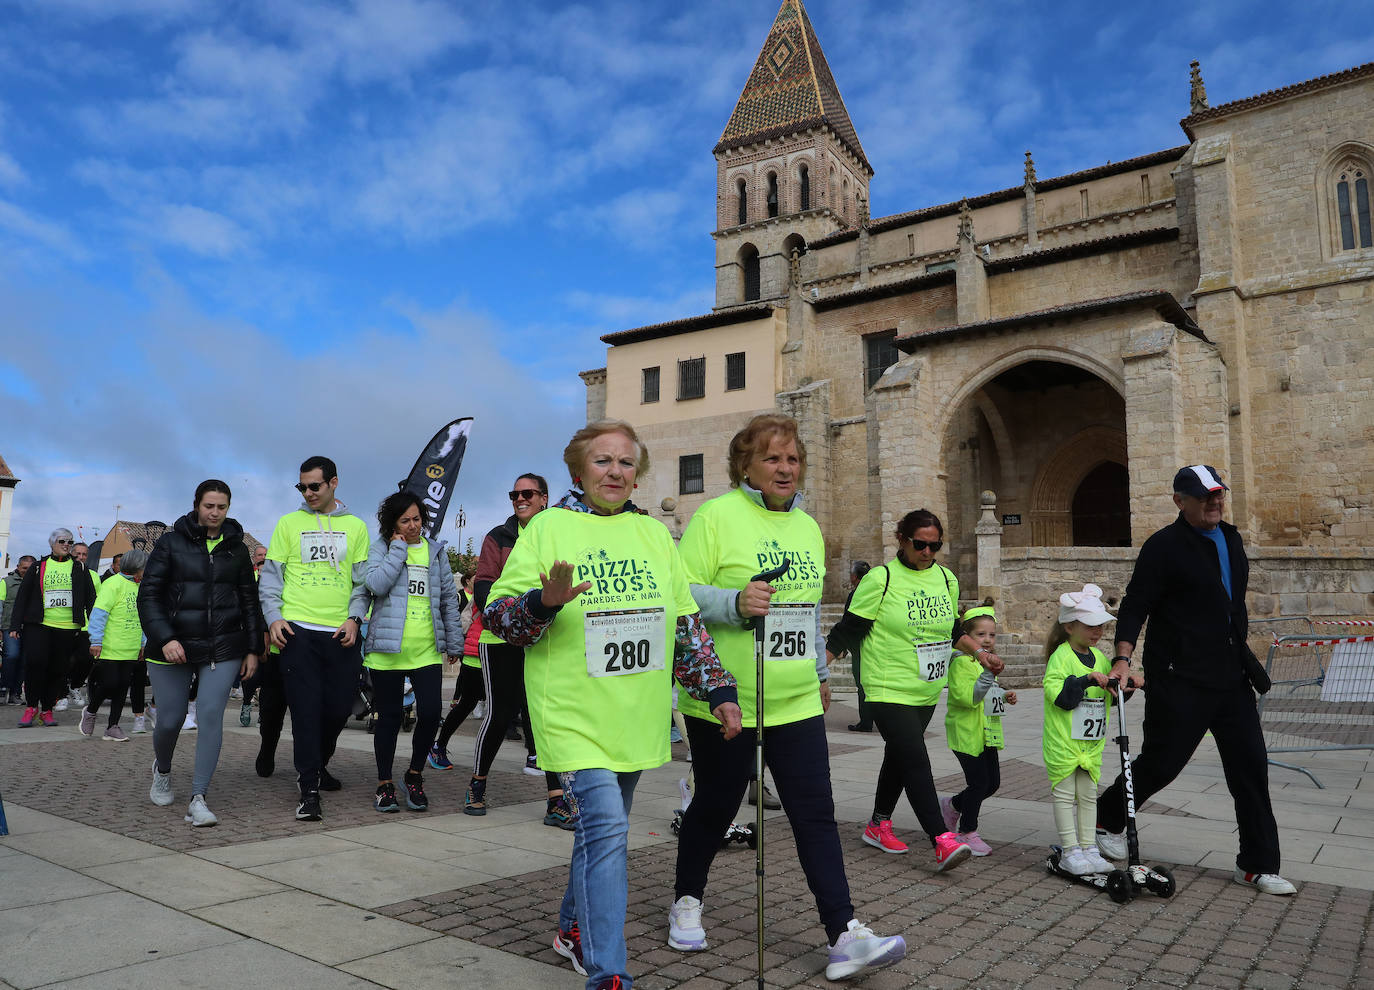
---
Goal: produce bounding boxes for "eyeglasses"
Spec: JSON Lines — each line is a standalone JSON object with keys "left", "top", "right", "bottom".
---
{"left": 904, "top": 537, "right": 943, "bottom": 552}
{"left": 54, "top": 539, "right": 73, "bottom": 545}
{"left": 295, "top": 481, "right": 328, "bottom": 494}
{"left": 509, "top": 489, "right": 545, "bottom": 502}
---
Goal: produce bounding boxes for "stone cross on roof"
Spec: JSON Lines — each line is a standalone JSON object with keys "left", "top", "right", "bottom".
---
{"left": 714, "top": 0, "right": 870, "bottom": 171}
{"left": 1190, "top": 60, "right": 1209, "bottom": 114}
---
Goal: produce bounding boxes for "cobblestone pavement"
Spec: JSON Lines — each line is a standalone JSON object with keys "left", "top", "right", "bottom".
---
{"left": 376, "top": 818, "right": 1373, "bottom": 990}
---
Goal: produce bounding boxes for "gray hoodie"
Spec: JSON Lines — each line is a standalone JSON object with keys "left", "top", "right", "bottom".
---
{"left": 257, "top": 500, "right": 369, "bottom": 628}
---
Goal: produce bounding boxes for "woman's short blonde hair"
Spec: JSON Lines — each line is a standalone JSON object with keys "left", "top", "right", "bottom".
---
{"left": 563, "top": 419, "right": 651, "bottom": 483}
{"left": 727, "top": 414, "right": 807, "bottom": 489}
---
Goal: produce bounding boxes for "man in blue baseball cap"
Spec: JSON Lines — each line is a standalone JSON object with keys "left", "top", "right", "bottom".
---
{"left": 1093, "top": 464, "right": 1295, "bottom": 895}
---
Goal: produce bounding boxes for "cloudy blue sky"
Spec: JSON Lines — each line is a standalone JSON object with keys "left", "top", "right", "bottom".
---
{"left": 2, "top": 0, "right": 1368, "bottom": 560}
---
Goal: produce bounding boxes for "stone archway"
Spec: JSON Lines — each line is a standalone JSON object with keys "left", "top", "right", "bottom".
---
{"left": 1030, "top": 425, "right": 1129, "bottom": 545}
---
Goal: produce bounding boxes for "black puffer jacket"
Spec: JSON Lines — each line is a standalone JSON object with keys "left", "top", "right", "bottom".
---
{"left": 138, "top": 513, "right": 265, "bottom": 665}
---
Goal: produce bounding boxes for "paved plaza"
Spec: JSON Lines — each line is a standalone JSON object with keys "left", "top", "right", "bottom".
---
{"left": 1, "top": 683, "right": 1372, "bottom": 989}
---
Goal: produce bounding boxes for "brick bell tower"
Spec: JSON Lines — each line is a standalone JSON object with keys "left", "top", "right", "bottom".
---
{"left": 712, "top": 0, "right": 873, "bottom": 308}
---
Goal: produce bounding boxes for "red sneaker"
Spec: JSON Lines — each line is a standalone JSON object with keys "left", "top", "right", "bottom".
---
{"left": 553, "top": 922, "right": 587, "bottom": 975}
{"left": 862, "top": 819, "right": 909, "bottom": 854}
{"left": 17, "top": 706, "right": 37, "bottom": 727}
{"left": 933, "top": 831, "right": 972, "bottom": 872}
{"left": 40, "top": 710, "right": 57, "bottom": 727}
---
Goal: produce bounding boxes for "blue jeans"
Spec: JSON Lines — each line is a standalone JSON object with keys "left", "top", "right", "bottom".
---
{"left": 2, "top": 632, "right": 22, "bottom": 695}
{"left": 559, "top": 768, "right": 641, "bottom": 990}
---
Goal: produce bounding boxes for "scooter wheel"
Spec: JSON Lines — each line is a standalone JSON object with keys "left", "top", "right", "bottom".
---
{"left": 1106, "top": 869, "right": 1133, "bottom": 904}
{"left": 1148, "top": 866, "right": 1176, "bottom": 898}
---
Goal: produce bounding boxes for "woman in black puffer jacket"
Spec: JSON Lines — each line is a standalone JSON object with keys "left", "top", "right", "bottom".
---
{"left": 138, "top": 479, "right": 264, "bottom": 827}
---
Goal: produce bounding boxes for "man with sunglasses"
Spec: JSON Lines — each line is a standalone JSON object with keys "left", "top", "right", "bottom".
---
{"left": 1095, "top": 464, "right": 1294, "bottom": 896}
{"left": 11, "top": 529, "right": 97, "bottom": 726}
{"left": 259, "top": 456, "right": 369, "bottom": 821}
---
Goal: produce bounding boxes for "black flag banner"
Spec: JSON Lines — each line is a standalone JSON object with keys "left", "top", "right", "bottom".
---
{"left": 399, "top": 418, "right": 473, "bottom": 539}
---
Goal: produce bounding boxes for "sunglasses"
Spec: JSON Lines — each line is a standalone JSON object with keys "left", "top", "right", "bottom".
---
{"left": 904, "top": 537, "right": 943, "bottom": 552}
{"left": 509, "top": 488, "right": 545, "bottom": 502}
{"left": 295, "top": 481, "right": 328, "bottom": 494}
{"left": 55, "top": 539, "right": 74, "bottom": 545}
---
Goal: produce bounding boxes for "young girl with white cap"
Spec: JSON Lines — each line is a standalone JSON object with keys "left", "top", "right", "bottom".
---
{"left": 1042, "top": 583, "right": 1118, "bottom": 876}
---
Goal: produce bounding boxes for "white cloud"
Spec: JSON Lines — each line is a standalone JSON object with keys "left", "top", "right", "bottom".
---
{"left": 561, "top": 285, "right": 716, "bottom": 328}
{"left": 152, "top": 203, "right": 250, "bottom": 257}
{"left": 0, "top": 151, "right": 25, "bottom": 188}
{"left": 0, "top": 199, "right": 87, "bottom": 259}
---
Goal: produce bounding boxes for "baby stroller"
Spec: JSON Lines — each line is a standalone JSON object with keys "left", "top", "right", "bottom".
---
{"left": 352, "top": 668, "right": 416, "bottom": 734}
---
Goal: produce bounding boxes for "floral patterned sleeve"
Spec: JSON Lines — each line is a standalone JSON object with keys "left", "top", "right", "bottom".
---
{"left": 673, "top": 611, "right": 738, "bottom": 703}
{"left": 482, "top": 590, "right": 556, "bottom": 648}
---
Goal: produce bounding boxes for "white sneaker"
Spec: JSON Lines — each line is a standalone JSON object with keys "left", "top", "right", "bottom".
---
{"left": 678, "top": 776, "right": 693, "bottom": 812}
{"left": 1096, "top": 827, "right": 1127, "bottom": 860}
{"left": 73, "top": 687, "right": 88, "bottom": 706}
{"left": 150, "top": 759, "right": 174, "bottom": 806}
{"left": 132, "top": 715, "right": 148, "bottom": 734}
{"left": 825, "top": 919, "right": 906, "bottom": 981}
{"left": 472, "top": 701, "right": 485, "bottom": 720}
{"left": 667, "top": 895, "right": 708, "bottom": 951}
{"left": 185, "top": 794, "right": 218, "bottom": 827}
{"left": 54, "top": 697, "right": 70, "bottom": 712}
{"left": 1234, "top": 869, "right": 1296, "bottom": 895}
{"left": 1059, "top": 846, "right": 1094, "bottom": 876}
{"left": 183, "top": 701, "right": 197, "bottom": 731}
{"left": 146, "top": 704, "right": 157, "bottom": 726}
{"left": 1083, "top": 848, "right": 1116, "bottom": 874}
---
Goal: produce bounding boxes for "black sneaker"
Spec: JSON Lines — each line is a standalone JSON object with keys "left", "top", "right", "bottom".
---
{"left": 256, "top": 741, "right": 275, "bottom": 778}
{"left": 464, "top": 776, "right": 487, "bottom": 816}
{"left": 504, "top": 724, "right": 521, "bottom": 741}
{"left": 375, "top": 782, "right": 400, "bottom": 813}
{"left": 320, "top": 768, "right": 342, "bottom": 791}
{"left": 403, "top": 770, "right": 428, "bottom": 812}
{"left": 296, "top": 791, "right": 322, "bottom": 821}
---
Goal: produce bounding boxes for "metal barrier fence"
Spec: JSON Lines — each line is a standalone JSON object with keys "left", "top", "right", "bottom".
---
{"left": 1258, "top": 620, "right": 1374, "bottom": 788}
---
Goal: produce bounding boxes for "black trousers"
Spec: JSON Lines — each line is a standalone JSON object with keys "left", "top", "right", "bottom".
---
{"left": 676, "top": 714, "right": 853, "bottom": 943}
{"left": 951, "top": 749, "right": 1001, "bottom": 832}
{"left": 22, "top": 624, "right": 76, "bottom": 711}
{"left": 850, "top": 646, "right": 873, "bottom": 727}
{"left": 435, "top": 662, "right": 485, "bottom": 750}
{"left": 370, "top": 665, "right": 442, "bottom": 780}
{"left": 280, "top": 626, "right": 361, "bottom": 793}
{"left": 870, "top": 701, "right": 945, "bottom": 842}
{"left": 1097, "top": 672, "right": 1281, "bottom": 874}
{"left": 69, "top": 632, "right": 93, "bottom": 690}
{"left": 87, "top": 659, "right": 136, "bottom": 726}
{"left": 474, "top": 641, "right": 558, "bottom": 791}
{"left": 243, "top": 653, "right": 288, "bottom": 747}
{"left": 128, "top": 660, "right": 147, "bottom": 714}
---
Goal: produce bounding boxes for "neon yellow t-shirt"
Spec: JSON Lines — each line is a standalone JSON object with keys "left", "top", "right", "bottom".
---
{"left": 848, "top": 559, "right": 959, "bottom": 706}
{"left": 266, "top": 509, "right": 368, "bottom": 627}
{"left": 206, "top": 536, "right": 224, "bottom": 554}
{"left": 945, "top": 651, "right": 1009, "bottom": 755}
{"left": 489, "top": 506, "right": 699, "bottom": 773}
{"left": 93, "top": 574, "right": 143, "bottom": 661}
{"left": 676, "top": 488, "right": 824, "bottom": 728}
{"left": 1042, "top": 642, "right": 1112, "bottom": 785}
{"left": 365, "top": 543, "right": 442, "bottom": 672}
{"left": 42, "top": 558, "right": 79, "bottom": 629}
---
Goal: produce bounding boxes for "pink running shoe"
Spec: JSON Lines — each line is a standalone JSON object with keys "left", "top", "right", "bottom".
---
{"left": 940, "top": 795, "right": 960, "bottom": 832}
{"left": 17, "top": 706, "right": 37, "bottom": 728}
{"left": 933, "top": 831, "right": 972, "bottom": 872}
{"left": 962, "top": 831, "right": 992, "bottom": 856}
{"left": 862, "top": 819, "right": 909, "bottom": 854}
{"left": 40, "top": 710, "right": 57, "bottom": 727}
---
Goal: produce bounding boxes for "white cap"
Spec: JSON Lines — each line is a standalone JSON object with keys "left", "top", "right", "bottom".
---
{"left": 1058, "top": 583, "right": 1115, "bottom": 626}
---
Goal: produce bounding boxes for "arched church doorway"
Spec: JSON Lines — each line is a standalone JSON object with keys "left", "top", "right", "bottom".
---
{"left": 1071, "top": 461, "right": 1131, "bottom": 547}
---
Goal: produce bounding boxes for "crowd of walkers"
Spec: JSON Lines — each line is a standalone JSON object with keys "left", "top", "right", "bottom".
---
{"left": 0, "top": 424, "right": 1299, "bottom": 989}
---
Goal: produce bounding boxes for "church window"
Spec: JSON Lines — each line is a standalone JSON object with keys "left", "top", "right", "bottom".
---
{"left": 908, "top": 233, "right": 915, "bottom": 255}
{"left": 1140, "top": 174, "right": 1151, "bottom": 204}
{"left": 679, "top": 454, "right": 705, "bottom": 495}
{"left": 725, "top": 352, "right": 746, "bottom": 391}
{"left": 739, "top": 243, "right": 760, "bottom": 302}
{"left": 642, "top": 366, "right": 660, "bottom": 404}
{"left": 798, "top": 164, "right": 810, "bottom": 210}
{"left": 737, "top": 178, "right": 748, "bottom": 225}
{"left": 864, "top": 330, "right": 899, "bottom": 390}
{"left": 767, "top": 173, "right": 779, "bottom": 218}
{"left": 1079, "top": 189, "right": 1090, "bottom": 218}
{"left": 1337, "top": 166, "right": 1372, "bottom": 250}
{"left": 678, "top": 357, "right": 706, "bottom": 400}
{"left": 842, "top": 177, "right": 850, "bottom": 218}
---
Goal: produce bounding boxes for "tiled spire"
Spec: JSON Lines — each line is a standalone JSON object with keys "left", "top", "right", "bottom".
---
{"left": 715, "top": 0, "right": 870, "bottom": 172}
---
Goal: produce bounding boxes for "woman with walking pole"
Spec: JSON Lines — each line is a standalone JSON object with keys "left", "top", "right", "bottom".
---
{"left": 666, "top": 414, "right": 905, "bottom": 982}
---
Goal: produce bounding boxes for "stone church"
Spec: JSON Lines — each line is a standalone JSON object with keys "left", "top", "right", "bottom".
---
{"left": 580, "top": 0, "right": 1373, "bottom": 637}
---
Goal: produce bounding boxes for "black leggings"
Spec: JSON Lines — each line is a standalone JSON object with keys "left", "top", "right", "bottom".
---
{"left": 370, "top": 665, "right": 443, "bottom": 780}
{"left": 474, "top": 642, "right": 559, "bottom": 791}
{"left": 435, "top": 662, "right": 484, "bottom": 750}
{"left": 22, "top": 624, "right": 76, "bottom": 711}
{"left": 87, "top": 660, "right": 136, "bottom": 727}
{"left": 870, "top": 701, "right": 945, "bottom": 842}
{"left": 243, "top": 653, "right": 287, "bottom": 749}
{"left": 951, "top": 749, "right": 1001, "bottom": 832}
{"left": 676, "top": 714, "right": 853, "bottom": 943}
{"left": 127, "top": 660, "right": 147, "bottom": 714}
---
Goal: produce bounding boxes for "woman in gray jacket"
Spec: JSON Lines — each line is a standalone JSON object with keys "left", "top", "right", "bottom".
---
{"left": 363, "top": 492, "right": 463, "bottom": 812}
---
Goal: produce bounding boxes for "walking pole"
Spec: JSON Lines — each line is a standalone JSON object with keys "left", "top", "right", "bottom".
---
{"left": 750, "top": 558, "right": 790, "bottom": 990}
